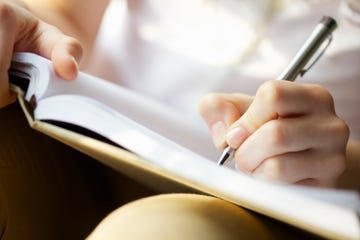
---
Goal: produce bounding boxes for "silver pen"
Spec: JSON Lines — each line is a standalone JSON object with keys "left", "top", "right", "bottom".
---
{"left": 217, "top": 16, "right": 337, "bottom": 166}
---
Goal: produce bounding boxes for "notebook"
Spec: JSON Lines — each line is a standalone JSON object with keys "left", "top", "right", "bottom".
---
{"left": 9, "top": 52, "right": 360, "bottom": 240}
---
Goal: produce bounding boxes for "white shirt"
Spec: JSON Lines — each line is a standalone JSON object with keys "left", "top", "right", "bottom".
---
{"left": 85, "top": 0, "right": 360, "bottom": 139}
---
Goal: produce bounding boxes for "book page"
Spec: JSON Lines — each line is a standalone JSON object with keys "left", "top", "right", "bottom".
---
{"left": 12, "top": 52, "right": 218, "bottom": 159}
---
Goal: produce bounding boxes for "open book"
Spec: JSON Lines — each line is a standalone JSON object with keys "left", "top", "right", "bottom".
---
{"left": 9, "top": 52, "right": 360, "bottom": 240}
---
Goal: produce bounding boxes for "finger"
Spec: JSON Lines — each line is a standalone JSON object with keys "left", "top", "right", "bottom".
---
{"left": 234, "top": 117, "right": 312, "bottom": 172}
{"left": 251, "top": 150, "right": 345, "bottom": 187}
{"left": 50, "top": 35, "right": 83, "bottom": 80}
{"left": 198, "top": 93, "right": 253, "bottom": 149}
{"left": 198, "top": 93, "right": 253, "bottom": 126}
{"left": 234, "top": 115, "right": 348, "bottom": 172}
{"left": 226, "top": 80, "right": 335, "bottom": 149}
{"left": 26, "top": 22, "right": 83, "bottom": 80}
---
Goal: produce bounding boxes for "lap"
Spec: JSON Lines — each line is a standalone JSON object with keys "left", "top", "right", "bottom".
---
{"left": 87, "top": 193, "right": 322, "bottom": 240}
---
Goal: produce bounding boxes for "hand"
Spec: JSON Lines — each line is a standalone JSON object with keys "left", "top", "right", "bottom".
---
{"left": 0, "top": 1, "right": 83, "bottom": 107}
{"left": 199, "top": 80, "right": 349, "bottom": 187}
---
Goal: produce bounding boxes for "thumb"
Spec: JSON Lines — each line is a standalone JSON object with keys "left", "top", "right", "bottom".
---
{"left": 14, "top": 20, "right": 83, "bottom": 81}
{"left": 50, "top": 36, "right": 83, "bottom": 80}
{"left": 34, "top": 22, "right": 83, "bottom": 80}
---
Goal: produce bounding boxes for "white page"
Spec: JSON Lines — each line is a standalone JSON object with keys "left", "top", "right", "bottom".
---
{"left": 13, "top": 52, "right": 218, "bottom": 159}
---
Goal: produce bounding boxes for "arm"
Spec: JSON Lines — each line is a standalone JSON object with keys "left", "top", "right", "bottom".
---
{"left": 199, "top": 80, "right": 349, "bottom": 188}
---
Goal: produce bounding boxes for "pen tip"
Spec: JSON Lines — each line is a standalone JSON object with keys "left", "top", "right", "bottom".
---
{"left": 217, "top": 153, "right": 230, "bottom": 166}
{"left": 217, "top": 146, "right": 234, "bottom": 166}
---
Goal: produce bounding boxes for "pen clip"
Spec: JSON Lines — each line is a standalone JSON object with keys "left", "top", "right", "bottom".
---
{"left": 299, "top": 34, "right": 333, "bottom": 77}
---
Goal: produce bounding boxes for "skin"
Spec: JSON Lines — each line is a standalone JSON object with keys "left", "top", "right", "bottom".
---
{"left": 199, "top": 82, "right": 360, "bottom": 190}
{"left": 0, "top": 0, "right": 108, "bottom": 107}
{"left": 1, "top": 0, "right": 359, "bottom": 190}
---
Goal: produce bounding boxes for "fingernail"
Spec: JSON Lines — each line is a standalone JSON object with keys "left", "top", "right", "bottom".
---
{"left": 211, "top": 121, "right": 227, "bottom": 149}
{"left": 226, "top": 126, "right": 248, "bottom": 148}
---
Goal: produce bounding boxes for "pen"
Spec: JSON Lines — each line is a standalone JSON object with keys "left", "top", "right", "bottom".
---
{"left": 217, "top": 16, "right": 337, "bottom": 166}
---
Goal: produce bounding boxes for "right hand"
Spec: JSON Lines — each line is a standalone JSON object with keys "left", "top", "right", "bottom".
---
{"left": 199, "top": 81, "right": 349, "bottom": 187}
{"left": 0, "top": 0, "right": 83, "bottom": 107}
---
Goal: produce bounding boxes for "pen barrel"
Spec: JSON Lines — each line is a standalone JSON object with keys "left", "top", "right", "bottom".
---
{"left": 217, "top": 17, "right": 336, "bottom": 166}
{"left": 277, "top": 16, "right": 337, "bottom": 81}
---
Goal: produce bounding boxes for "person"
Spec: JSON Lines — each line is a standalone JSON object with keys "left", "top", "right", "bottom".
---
{"left": 0, "top": 0, "right": 359, "bottom": 239}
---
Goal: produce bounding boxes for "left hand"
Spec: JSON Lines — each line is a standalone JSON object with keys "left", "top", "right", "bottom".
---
{"left": 198, "top": 80, "right": 349, "bottom": 187}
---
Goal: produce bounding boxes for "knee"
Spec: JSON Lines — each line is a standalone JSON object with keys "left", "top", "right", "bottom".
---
{"left": 87, "top": 193, "right": 272, "bottom": 240}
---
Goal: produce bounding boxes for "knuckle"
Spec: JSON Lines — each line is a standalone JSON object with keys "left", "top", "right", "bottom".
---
{"left": 256, "top": 80, "right": 285, "bottom": 105}
{"left": 309, "top": 84, "right": 335, "bottom": 109}
{"left": 335, "top": 118, "right": 350, "bottom": 140}
{"left": 312, "top": 84, "right": 331, "bottom": 99}
{"left": 327, "top": 117, "right": 350, "bottom": 142}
